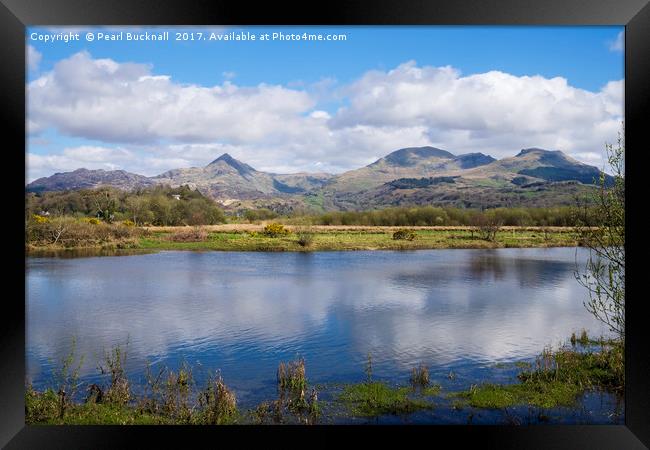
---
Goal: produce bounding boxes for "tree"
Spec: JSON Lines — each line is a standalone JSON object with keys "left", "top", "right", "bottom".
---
{"left": 86, "top": 189, "right": 117, "bottom": 223}
{"left": 125, "top": 196, "right": 149, "bottom": 226}
{"left": 575, "top": 130, "right": 625, "bottom": 341}
{"left": 471, "top": 212, "right": 502, "bottom": 241}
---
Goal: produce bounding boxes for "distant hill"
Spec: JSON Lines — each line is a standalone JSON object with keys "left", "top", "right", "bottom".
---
{"left": 26, "top": 146, "right": 613, "bottom": 212}
{"left": 26, "top": 168, "right": 155, "bottom": 193}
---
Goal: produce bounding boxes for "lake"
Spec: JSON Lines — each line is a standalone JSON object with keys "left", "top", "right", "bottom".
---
{"left": 26, "top": 247, "right": 622, "bottom": 424}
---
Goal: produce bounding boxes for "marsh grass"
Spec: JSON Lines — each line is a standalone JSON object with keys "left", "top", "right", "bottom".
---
{"left": 98, "top": 343, "right": 131, "bottom": 406}
{"left": 273, "top": 358, "right": 320, "bottom": 424}
{"left": 277, "top": 358, "right": 307, "bottom": 393}
{"left": 452, "top": 337, "right": 624, "bottom": 410}
{"left": 26, "top": 334, "right": 623, "bottom": 424}
{"left": 196, "top": 372, "right": 238, "bottom": 424}
{"left": 339, "top": 382, "right": 434, "bottom": 416}
{"left": 410, "top": 364, "right": 430, "bottom": 388}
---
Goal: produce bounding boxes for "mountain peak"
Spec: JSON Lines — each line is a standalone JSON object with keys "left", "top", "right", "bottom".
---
{"left": 453, "top": 152, "right": 496, "bottom": 169}
{"left": 516, "top": 148, "right": 561, "bottom": 157}
{"left": 210, "top": 153, "right": 235, "bottom": 164}
{"left": 375, "top": 146, "right": 455, "bottom": 167}
{"left": 207, "top": 153, "right": 256, "bottom": 176}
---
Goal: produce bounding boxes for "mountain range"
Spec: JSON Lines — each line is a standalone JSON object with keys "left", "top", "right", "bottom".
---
{"left": 27, "top": 146, "right": 612, "bottom": 212}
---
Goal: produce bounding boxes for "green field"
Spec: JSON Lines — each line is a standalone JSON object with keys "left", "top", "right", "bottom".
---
{"left": 135, "top": 228, "right": 579, "bottom": 252}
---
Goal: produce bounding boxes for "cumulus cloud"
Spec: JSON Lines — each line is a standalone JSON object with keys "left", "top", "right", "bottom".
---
{"left": 609, "top": 31, "right": 624, "bottom": 52}
{"left": 331, "top": 61, "right": 623, "bottom": 160}
{"left": 27, "top": 53, "right": 624, "bottom": 179}
{"left": 28, "top": 51, "right": 315, "bottom": 145}
{"left": 27, "top": 146, "right": 137, "bottom": 180}
{"left": 27, "top": 45, "right": 41, "bottom": 71}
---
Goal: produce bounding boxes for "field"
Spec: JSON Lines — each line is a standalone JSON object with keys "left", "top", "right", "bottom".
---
{"left": 135, "top": 225, "right": 579, "bottom": 252}
{"left": 25, "top": 223, "right": 583, "bottom": 253}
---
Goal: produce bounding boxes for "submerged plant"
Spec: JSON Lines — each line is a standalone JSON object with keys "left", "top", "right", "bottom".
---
{"left": 410, "top": 364, "right": 430, "bottom": 388}
{"left": 364, "top": 353, "right": 373, "bottom": 382}
{"left": 277, "top": 358, "right": 307, "bottom": 393}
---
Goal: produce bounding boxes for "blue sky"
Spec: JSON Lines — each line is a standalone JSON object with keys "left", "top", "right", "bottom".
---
{"left": 26, "top": 26, "right": 624, "bottom": 181}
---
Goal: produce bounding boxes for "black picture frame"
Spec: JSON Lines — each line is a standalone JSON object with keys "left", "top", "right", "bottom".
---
{"left": 3, "top": 0, "right": 648, "bottom": 447}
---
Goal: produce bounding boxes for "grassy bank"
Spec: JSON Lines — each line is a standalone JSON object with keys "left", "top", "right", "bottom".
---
{"left": 26, "top": 220, "right": 582, "bottom": 253}
{"left": 449, "top": 334, "right": 623, "bottom": 410}
{"left": 26, "top": 333, "right": 622, "bottom": 425}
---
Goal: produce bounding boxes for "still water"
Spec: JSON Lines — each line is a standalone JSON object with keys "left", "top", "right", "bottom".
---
{"left": 26, "top": 247, "right": 621, "bottom": 423}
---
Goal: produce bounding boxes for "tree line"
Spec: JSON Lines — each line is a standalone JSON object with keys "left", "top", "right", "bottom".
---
{"left": 309, "top": 205, "right": 596, "bottom": 227}
{"left": 26, "top": 185, "right": 226, "bottom": 226}
{"left": 26, "top": 187, "right": 600, "bottom": 228}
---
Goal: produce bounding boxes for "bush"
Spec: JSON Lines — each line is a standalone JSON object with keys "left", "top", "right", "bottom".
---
{"left": 168, "top": 227, "right": 208, "bottom": 242}
{"left": 26, "top": 216, "right": 141, "bottom": 248}
{"left": 263, "top": 223, "right": 290, "bottom": 238}
{"left": 471, "top": 215, "right": 503, "bottom": 241}
{"left": 295, "top": 227, "right": 314, "bottom": 247}
{"left": 244, "top": 208, "right": 278, "bottom": 223}
{"left": 392, "top": 229, "right": 416, "bottom": 241}
{"left": 32, "top": 214, "right": 50, "bottom": 223}
{"left": 122, "top": 219, "right": 135, "bottom": 227}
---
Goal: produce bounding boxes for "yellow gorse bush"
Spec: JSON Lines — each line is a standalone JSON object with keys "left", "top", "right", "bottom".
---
{"left": 263, "top": 223, "right": 290, "bottom": 237}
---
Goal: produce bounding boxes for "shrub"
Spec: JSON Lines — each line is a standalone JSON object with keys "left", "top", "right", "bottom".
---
{"left": 32, "top": 214, "right": 50, "bottom": 223}
{"left": 297, "top": 232, "right": 314, "bottom": 247}
{"left": 263, "top": 223, "right": 290, "bottom": 238}
{"left": 392, "top": 229, "right": 416, "bottom": 241}
{"left": 168, "top": 227, "right": 208, "bottom": 242}
{"left": 295, "top": 227, "right": 314, "bottom": 247}
{"left": 122, "top": 219, "right": 135, "bottom": 227}
{"left": 471, "top": 214, "right": 503, "bottom": 241}
{"left": 26, "top": 216, "right": 142, "bottom": 248}
{"left": 244, "top": 208, "right": 278, "bottom": 223}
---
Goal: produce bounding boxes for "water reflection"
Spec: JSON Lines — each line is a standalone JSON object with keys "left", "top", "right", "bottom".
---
{"left": 26, "top": 248, "right": 611, "bottom": 404}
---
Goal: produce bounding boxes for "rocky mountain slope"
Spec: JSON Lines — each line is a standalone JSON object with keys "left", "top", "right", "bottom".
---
{"left": 26, "top": 146, "right": 612, "bottom": 211}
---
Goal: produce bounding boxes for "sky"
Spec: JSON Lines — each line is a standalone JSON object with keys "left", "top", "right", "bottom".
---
{"left": 26, "top": 26, "right": 624, "bottom": 182}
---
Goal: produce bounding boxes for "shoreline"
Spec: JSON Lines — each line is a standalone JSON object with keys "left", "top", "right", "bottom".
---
{"left": 26, "top": 226, "right": 582, "bottom": 254}
{"left": 26, "top": 333, "right": 623, "bottom": 425}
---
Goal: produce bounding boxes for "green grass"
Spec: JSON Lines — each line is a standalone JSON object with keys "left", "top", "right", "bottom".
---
{"left": 451, "top": 340, "right": 624, "bottom": 410}
{"left": 420, "top": 384, "right": 442, "bottom": 397}
{"left": 451, "top": 381, "right": 582, "bottom": 409}
{"left": 25, "top": 388, "right": 170, "bottom": 425}
{"left": 338, "top": 381, "right": 434, "bottom": 416}
{"left": 133, "top": 229, "right": 578, "bottom": 253}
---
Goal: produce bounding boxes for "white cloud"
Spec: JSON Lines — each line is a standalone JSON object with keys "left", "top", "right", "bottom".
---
{"left": 27, "top": 54, "right": 624, "bottom": 179}
{"left": 27, "top": 146, "right": 136, "bottom": 181}
{"left": 609, "top": 31, "right": 624, "bottom": 52}
{"left": 27, "top": 45, "right": 41, "bottom": 71}
{"left": 28, "top": 51, "right": 315, "bottom": 145}
{"left": 331, "top": 61, "right": 624, "bottom": 160}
